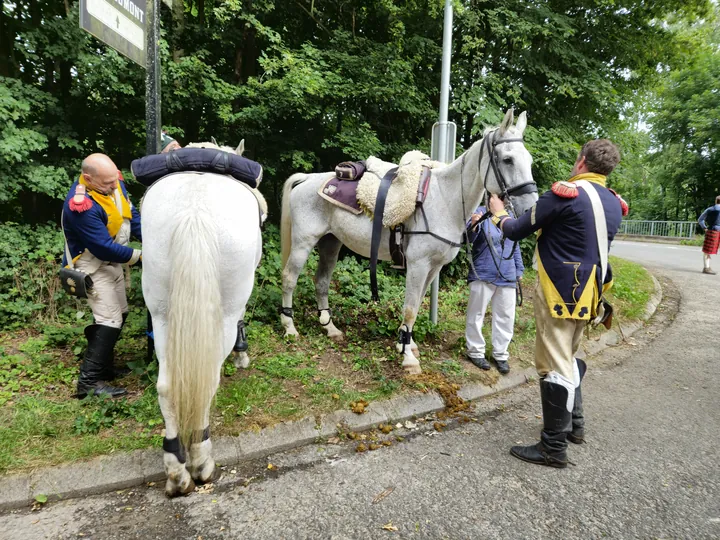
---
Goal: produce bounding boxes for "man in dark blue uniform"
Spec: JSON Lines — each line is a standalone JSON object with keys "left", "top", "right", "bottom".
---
{"left": 488, "top": 139, "right": 628, "bottom": 468}
{"left": 62, "top": 153, "right": 142, "bottom": 398}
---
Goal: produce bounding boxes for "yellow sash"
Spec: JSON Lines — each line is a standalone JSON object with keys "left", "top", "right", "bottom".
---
{"left": 79, "top": 175, "right": 132, "bottom": 238}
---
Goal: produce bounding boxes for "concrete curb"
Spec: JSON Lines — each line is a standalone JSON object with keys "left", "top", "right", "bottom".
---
{"left": 0, "top": 274, "right": 664, "bottom": 512}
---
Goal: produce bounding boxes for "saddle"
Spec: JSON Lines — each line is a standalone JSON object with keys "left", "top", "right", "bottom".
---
{"left": 319, "top": 151, "right": 441, "bottom": 299}
{"left": 130, "top": 148, "right": 263, "bottom": 188}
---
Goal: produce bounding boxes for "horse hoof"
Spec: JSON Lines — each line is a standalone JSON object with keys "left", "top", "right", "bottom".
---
{"left": 403, "top": 364, "right": 422, "bottom": 375}
{"left": 328, "top": 332, "right": 344, "bottom": 342}
{"left": 284, "top": 331, "right": 299, "bottom": 340}
{"left": 166, "top": 477, "right": 196, "bottom": 498}
{"left": 194, "top": 464, "right": 220, "bottom": 485}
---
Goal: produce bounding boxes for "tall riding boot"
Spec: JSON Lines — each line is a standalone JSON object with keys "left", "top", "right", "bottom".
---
{"left": 77, "top": 324, "right": 127, "bottom": 398}
{"left": 568, "top": 358, "right": 587, "bottom": 444}
{"left": 103, "top": 313, "right": 131, "bottom": 381}
{"left": 510, "top": 378, "right": 572, "bottom": 468}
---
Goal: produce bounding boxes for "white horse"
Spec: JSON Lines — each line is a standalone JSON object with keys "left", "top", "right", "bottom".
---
{"left": 280, "top": 109, "right": 538, "bottom": 374}
{"left": 141, "top": 145, "right": 263, "bottom": 497}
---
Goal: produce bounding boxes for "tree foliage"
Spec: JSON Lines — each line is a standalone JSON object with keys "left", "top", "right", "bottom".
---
{"left": 0, "top": 0, "right": 712, "bottom": 222}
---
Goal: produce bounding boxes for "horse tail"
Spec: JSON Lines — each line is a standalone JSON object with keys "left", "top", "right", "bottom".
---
{"left": 281, "top": 173, "right": 307, "bottom": 269}
{"left": 166, "top": 207, "right": 223, "bottom": 450}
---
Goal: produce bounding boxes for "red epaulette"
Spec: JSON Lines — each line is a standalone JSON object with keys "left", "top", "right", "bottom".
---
{"left": 117, "top": 170, "right": 124, "bottom": 181}
{"left": 551, "top": 181, "right": 579, "bottom": 199}
{"left": 69, "top": 184, "right": 93, "bottom": 212}
{"left": 608, "top": 188, "right": 629, "bottom": 216}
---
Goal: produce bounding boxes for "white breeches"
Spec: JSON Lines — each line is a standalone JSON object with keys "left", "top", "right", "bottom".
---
{"left": 465, "top": 280, "right": 517, "bottom": 362}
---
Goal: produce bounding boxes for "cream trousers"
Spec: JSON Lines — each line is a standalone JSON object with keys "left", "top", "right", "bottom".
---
{"left": 75, "top": 259, "right": 128, "bottom": 329}
{"left": 534, "top": 281, "right": 586, "bottom": 381}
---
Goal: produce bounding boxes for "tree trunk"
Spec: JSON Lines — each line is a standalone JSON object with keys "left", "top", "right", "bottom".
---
{"left": 197, "top": 0, "right": 205, "bottom": 26}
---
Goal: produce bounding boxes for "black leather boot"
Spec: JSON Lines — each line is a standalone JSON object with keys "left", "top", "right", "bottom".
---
{"left": 102, "top": 313, "right": 131, "bottom": 381}
{"left": 77, "top": 324, "right": 127, "bottom": 398}
{"left": 510, "top": 378, "right": 572, "bottom": 468}
{"left": 568, "top": 358, "right": 587, "bottom": 444}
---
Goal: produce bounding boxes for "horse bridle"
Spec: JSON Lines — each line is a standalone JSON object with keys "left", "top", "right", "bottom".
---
{"left": 479, "top": 128, "right": 538, "bottom": 214}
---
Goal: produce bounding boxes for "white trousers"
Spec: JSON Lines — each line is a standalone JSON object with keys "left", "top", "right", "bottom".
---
{"left": 704, "top": 253, "right": 712, "bottom": 269}
{"left": 465, "top": 281, "right": 516, "bottom": 362}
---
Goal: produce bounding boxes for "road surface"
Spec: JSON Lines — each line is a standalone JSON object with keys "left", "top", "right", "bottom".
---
{"left": 1, "top": 240, "right": 718, "bottom": 539}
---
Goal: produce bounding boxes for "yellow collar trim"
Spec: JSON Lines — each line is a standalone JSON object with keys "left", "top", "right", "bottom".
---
{"left": 569, "top": 173, "right": 606, "bottom": 187}
{"left": 79, "top": 175, "right": 132, "bottom": 238}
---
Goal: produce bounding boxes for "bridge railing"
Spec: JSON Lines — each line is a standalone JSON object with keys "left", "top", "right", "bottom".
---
{"left": 618, "top": 220, "right": 697, "bottom": 239}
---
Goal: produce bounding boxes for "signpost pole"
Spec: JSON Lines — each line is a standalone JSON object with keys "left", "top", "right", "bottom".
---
{"left": 429, "top": 0, "right": 454, "bottom": 325}
{"left": 145, "top": 0, "right": 161, "bottom": 361}
{"left": 145, "top": 0, "right": 161, "bottom": 155}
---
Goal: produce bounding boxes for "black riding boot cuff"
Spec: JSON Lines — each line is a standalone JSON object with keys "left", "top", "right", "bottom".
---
{"left": 569, "top": 358, "right": 587, "bottom": 444}
{"left": 77, "top": 324, "right": 126, "bottom": 398}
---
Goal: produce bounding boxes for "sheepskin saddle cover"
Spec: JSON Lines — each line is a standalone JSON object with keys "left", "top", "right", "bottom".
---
{"left": 356, "top": 150, "right": 443, "bottom": 228}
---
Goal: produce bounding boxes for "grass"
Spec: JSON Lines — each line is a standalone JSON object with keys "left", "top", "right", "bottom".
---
{"left": 0, "top": 258, "right": 654, "bottom": 474}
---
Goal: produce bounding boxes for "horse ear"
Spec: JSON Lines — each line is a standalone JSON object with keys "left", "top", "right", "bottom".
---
{"left": 499, "top": 109, "right": 514, "bottom": 135}
{"left": 516, "top": 111, "right": 527, "bottom": 135}
{"left": 236, "top": 139, "right": 245, "bottom": 156}
{"left": 211, "top": 136, "right": 219, "bottom": 146}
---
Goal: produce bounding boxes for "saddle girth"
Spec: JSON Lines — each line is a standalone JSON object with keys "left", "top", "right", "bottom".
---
{"left": 370, "top": 167, "right": 399, "bottom": 301}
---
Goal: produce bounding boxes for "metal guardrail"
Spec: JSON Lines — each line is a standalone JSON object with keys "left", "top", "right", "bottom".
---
{"left": 618, "top": 220, "right": 697, "bottom": 239}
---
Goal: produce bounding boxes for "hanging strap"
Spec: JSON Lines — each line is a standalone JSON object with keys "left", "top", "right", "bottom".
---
{"left": 60, "top": 212, "right": 76, "bottom": 269}
{"left": 575, "top": 180, "right": 608, "bottom": 283}
{"left": 369, "top": 167, "right": 398, "bottom": 301}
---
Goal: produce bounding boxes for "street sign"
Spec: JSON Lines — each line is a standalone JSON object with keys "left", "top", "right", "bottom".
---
{"left": 80, "top": 0, "right": 146, "bottom": 67}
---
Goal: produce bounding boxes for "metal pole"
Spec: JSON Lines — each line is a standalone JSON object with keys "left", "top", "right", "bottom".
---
{"left": 145, "top": 0, "right": 161, "bottom": 155}
{"left": 430, "top": 0, "right": 453, "bottom": 325}
{"left": 145, "top": 0, "right": 161, "bottom": 361}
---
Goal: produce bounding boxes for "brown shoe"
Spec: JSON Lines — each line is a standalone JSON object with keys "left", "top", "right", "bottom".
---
{"left": 703, "top": 268, "right": 717, "bottom": 275}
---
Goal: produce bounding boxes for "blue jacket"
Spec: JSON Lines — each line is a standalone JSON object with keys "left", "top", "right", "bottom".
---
{"left": 698, "top": 204, "right": 720, "bottom": 231}
{"left": 467, "top": 206, "right": 524, "bottom": 287}
{"left": 499, "top": 174, "right": 623, "bottom": 320}
{"left": 61, "top": 180, "right": 142, "bottom": 265}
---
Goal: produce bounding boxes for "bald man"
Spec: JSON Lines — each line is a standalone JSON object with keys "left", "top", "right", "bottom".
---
{"left": 62, "top": 153, "right": 142, "bottom": 398}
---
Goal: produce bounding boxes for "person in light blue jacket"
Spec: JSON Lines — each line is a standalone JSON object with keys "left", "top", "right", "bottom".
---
{"left": 465, "top": 206, "right": 524, "bottom": 374}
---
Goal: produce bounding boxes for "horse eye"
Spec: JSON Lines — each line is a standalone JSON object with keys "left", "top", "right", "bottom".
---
{"left": 503, "top": 156, "right": 513, "bottom": 164}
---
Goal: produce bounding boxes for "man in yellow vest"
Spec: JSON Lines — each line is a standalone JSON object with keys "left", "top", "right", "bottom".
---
{"left": 61, "top": 153, "right": 142, "bottom": 398}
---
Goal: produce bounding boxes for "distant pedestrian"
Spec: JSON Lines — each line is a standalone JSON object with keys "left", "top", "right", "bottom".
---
{"left": 465, "top": 207, "right": 524, "bottom": 374}
{"left": 61, "top": 154, "right": 142, "bottom": 398}
{"left": 698, "top": 196, "right": 720, "bottom": 275}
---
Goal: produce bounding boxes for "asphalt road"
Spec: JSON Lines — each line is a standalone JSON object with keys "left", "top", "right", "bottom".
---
{"left": 1, "top": 240, "right": 718, "bottom": 539}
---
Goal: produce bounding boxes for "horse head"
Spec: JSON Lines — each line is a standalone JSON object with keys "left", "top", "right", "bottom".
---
{"left": 482, "top": 110, "right": 538, "bottom": 217}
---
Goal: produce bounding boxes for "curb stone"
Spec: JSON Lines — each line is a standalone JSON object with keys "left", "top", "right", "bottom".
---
{"left": 0, "top": 273, "right": 664, "bottom": 512}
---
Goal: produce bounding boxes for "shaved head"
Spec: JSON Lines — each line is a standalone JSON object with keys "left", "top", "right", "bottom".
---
{"left": 81, "top": 153, "right": 119, "bottom": 195}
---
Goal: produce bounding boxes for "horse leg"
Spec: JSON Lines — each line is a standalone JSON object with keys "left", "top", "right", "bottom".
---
{"left": 155, "top": 330, "right": 196, "bottom": 497}
{"left": 396, "top": 262, "right": 433, "bottom": 375}
{"left": 232, "top": 309, "right": 250, "bottom": 369}
{"left": 281, "top": 241, "right": 315, "bottom": 338}
{"left": 409, "top": 266, "right": 443, "bottom": 357}
{"left": 315, "top": 234, "right": 344, "bottom": 340}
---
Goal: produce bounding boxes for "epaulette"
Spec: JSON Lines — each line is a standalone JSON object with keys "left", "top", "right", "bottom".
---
{"left": 608, "top": 188, "right": 629, "bottom": 216}
{"left": 551, "top": 181, "right": 579, "bottom": 199}
{"left": 69, "top": 184, "right": 93, "bottom": 212}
